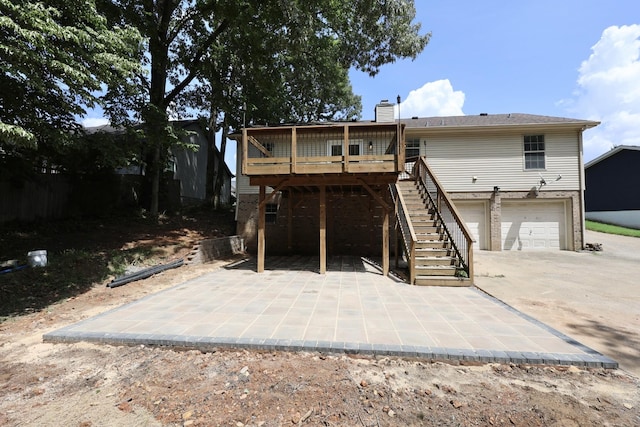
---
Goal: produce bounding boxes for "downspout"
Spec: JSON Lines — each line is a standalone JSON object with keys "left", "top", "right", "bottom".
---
{"left": 578, "top": 128, "right": 586, "bottom": 250}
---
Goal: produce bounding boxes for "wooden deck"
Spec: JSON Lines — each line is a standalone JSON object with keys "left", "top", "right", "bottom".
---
{"left": 242, "top": 122, "right": 405, "bottom": 177}
{"left": 240, "top": 121, "right": 405, "bottom": 278}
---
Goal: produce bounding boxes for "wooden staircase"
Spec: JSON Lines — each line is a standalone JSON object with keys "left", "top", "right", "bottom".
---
{"left": 395, "top": 180, "right": 471, "bottom": 286}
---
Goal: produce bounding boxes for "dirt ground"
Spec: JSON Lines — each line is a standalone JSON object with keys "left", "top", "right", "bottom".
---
{"left": 1, "top": 217, "right": 639, "bottom": 426}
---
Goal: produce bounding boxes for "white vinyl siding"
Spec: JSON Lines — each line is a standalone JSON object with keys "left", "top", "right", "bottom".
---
{"left": 236, "top": 148, "right": 258, "bottom": 195}
{"left": 415, "top": 130, "right": 580, "bottom": 193}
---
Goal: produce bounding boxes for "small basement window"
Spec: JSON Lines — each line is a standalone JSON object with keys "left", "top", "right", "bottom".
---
{"left": 524, "top": 135, "right": 545, "bottom": 170}
{"left": 265, "top": 203, "right": 278, "bottom": 224}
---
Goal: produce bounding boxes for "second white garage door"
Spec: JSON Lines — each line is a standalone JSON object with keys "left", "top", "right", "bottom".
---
{"left": 501, "top": 201, "right": 567, "bottom": 250}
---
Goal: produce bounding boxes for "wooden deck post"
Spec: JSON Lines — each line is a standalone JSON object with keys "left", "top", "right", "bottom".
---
{"left": 287, "top": 191, "right": 293, "bottom": 252}
{"left": 394, "top": 199, "right": 400, "bottom": 269}
{"left": 319, "top": 185, "right": 326, "bottom": 274}
{"left": 383, "top": 208, "right": 389, "bottom": 276}
{"left": 258, "top": 185, "right": 266, "bottom": 273}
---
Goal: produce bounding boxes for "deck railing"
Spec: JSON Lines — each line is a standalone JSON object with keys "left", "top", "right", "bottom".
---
{"left": 390, "top": 182, "right": 417, "bottom": 284}
{"left": 242, "top": 123, "right": 404, "bottom": 176}
{"left": 414, "top": 157, "right": 474, "bottom": 281}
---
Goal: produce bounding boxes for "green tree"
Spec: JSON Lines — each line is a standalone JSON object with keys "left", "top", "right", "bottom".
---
{"left": 0, "top": 0, "right": 141, "bottom": 149}
{"left": 99, "top": 0, "right": 429, "bottom": 215}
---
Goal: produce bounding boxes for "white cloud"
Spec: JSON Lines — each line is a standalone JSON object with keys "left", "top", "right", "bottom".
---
{"left": 81, "top": 117, "right": 109, "bottom": 128}
{"left": 396, "top": 79, "right": 465, "bottom": 118}
{"left": 570, "top": 24, "right": 640, "bottom": 162}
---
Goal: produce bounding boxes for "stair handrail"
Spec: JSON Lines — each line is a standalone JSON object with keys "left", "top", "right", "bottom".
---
{"left": 413, "top": 157, "right": 474, "bottom": 282}
{"left": 390, "top": 183, "right": 417, "bottom": 285}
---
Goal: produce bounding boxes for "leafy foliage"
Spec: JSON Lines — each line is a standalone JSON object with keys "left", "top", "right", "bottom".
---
{"left": 97, "top": 0, "right": 428, "bottom": 212}
{"left": 0, "top": 0, "right": 141, "bottom": 147}
{"left": 181, "top": 0, "right": 430, "bottom": 129}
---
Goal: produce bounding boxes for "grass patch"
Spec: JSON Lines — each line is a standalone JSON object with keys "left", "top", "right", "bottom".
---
{"left": 586, "top": 220, "right": 640, "bottom": 238}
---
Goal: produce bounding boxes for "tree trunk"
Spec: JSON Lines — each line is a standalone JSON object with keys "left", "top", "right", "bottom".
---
{"left": 205, "top": 109, "right": 218, "bottom": 206}
{"left": 150, "top": 144, "right": 161, "bottom": 216}
{"left": 212, "top": 115, "right": 229, "bottom": 209}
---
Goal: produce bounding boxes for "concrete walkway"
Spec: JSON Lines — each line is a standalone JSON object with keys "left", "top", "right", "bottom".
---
{"left": 44, "top": 256, "right": 616, "bottom": 368}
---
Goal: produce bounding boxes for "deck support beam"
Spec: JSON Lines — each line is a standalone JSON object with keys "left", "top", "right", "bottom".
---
{"left": 257, "top": 185, "right": 266, "bottom": 273}
{"left": 319, "top": 185, "right": 326, "bottom": 274}
{"left": 383, "top": 208, "right": 389, "bottom": 276}
{"left": 287, "top": 191, "right": 293, "bottom": 253}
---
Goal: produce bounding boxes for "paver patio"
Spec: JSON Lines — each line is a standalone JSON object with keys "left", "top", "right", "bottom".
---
{"left": 44, "top": 256, "right": 617, "bottom": 368}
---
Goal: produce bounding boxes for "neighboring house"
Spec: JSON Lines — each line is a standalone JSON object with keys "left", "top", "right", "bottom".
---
{"left": 87, "top": 120, "right": 234, "bottom": 206}
{"left": 170, "top": 120, "right": 234, "bottom": 206}
{"left": 584, "top": 145, "right": 640, "bottom": 229}
{"left": 233, "top": 103, "right": 598, "bottom": 284}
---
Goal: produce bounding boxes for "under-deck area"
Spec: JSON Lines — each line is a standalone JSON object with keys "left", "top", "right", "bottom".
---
{"left": 240, "top": 122, "right": 405, "bottom": 275}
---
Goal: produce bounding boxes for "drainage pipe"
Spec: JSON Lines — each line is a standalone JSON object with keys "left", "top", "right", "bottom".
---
{"left": 107, "top": 259, "right": 184, "bottom": 288}
{"left": 0, "top": 264, "right": 28, "bottom": 275}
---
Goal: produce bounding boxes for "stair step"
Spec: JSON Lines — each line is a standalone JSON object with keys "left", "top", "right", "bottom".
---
{"left": 415, "top": 256, "right": 458, "bottom": 267}
{"left": 415, "top": 265, "right": 458, "bottom": 276}
{"left": 408, "top": 213, "right": 437, "bottom": 220}
{"left": 416, "top": 240, "right": 451, "bottom": 249}
{"left": 411, "top": 217, "right": 438, "bottom": 222}
{"left": 413, "top": 225, "right": 441, "bottom": 233}
{"left": 414, "top": 276, "right": 471, "bottom": 287}
{"left": 416, "top": 248, "right": 452, "bottom": 257}
{"left": 415, "top": 232, "right": 444, "bottom": 239}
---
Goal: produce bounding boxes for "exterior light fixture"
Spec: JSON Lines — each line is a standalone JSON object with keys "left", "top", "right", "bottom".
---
{"left": 493, "top": 186, "right": 500, "bottom": 194}
{"left": 369, "top": 141, "right": 373, "bottom": 151}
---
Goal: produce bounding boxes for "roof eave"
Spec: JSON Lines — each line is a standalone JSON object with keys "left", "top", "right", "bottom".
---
{"left": 585, "top": 145, "right": 640, "bottom": 169}
{"left": 405, "top": 121, "right": 600, "bottom": 133}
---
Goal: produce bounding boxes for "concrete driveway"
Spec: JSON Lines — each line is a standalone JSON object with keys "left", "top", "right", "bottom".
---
{"left": 474, "top": 230, "right": 640, "bottom": 377}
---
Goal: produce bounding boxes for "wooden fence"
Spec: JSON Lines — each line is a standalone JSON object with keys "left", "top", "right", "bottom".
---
{"left": 0, "top": 174, "right": 179, "bottom": 223}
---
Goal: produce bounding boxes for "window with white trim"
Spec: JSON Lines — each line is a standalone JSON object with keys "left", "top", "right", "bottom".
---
{"left": 524, "top": 135, "right": 545, "bottom": 170}
{"left": 406, "top": 138, "right": 420, "bottom": 159}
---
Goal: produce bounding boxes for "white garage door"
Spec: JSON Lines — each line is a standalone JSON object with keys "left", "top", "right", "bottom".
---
{"left": 455, "top": 201, "right": 487, "bottom": 250}
{"left": 501, "top": 201, "right": 566, "bottom": 250}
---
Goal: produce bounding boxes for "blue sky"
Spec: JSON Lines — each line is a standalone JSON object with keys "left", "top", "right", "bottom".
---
{"left": 83, "top": 1, "right": 640, "bottom": 170}
{"left": 351, "top": 0, "right": 640, "bottom": 163}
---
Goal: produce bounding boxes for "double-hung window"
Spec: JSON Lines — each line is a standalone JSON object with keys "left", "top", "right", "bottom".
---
{"left": 524, "top": 135, "right": 545, "bottom": 170}
{"left": 405, "top": 138, "right": 421, "bottom": 160}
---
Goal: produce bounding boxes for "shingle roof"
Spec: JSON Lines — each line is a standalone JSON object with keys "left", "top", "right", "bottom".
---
{"left": 401, "top": 113, "right": 599, "bottom": 129}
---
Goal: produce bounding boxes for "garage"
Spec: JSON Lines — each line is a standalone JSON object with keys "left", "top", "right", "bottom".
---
{"left": 501, "top": 201, "right": 567, "bottom": 250}
{"left": 454, "top": 201, "right": 488, "bottom": 250}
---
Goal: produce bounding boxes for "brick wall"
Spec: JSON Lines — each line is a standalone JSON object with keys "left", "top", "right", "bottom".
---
{"left": 236, "top": 190, "right": 392, "bottom": 256}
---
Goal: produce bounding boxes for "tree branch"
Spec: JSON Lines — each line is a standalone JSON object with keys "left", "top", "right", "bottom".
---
{"left": 164, "top": 19, "right": 229, "bottom": 105}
